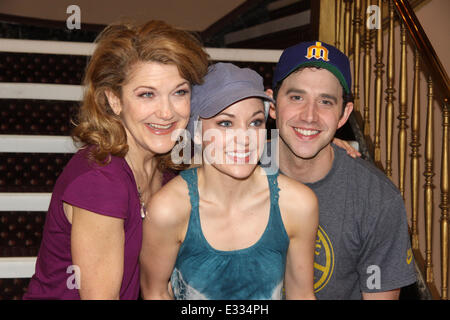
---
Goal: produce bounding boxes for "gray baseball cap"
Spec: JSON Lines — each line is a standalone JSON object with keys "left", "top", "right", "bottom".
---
{"left": 187, "top": 62, "right": 274, "bottom": 139}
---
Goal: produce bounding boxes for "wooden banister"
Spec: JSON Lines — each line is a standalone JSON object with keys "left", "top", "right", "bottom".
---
{"left": 394, "top": 0, "right": 449, "bottom": 104}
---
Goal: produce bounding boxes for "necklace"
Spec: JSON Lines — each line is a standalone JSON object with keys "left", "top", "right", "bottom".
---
{"left": 137, "top": 187, "right": 147, "bottom": 219}
{"left": 126, "top": 155, "right": 147, "bottom": 219}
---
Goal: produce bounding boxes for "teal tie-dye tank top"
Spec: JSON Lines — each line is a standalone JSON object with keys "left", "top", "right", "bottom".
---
{"left": 170, "top": 167, "right": 289, "bottom": 300}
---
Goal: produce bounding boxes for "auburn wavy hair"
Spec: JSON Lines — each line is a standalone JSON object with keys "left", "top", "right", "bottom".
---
{"left": 72, "top": 20, "right": 210, "bottom": 168}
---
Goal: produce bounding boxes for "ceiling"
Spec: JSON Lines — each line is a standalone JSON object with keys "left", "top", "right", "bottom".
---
{"left": 0, "top": 0, "right": 246, "bottom": 32}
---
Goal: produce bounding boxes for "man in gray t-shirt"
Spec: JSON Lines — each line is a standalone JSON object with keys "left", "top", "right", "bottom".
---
{"left": 265, "top": 41, "right": 416, "bottom": 299}
{"left": 307, "top": 143, "right": 415, "bottom": 299}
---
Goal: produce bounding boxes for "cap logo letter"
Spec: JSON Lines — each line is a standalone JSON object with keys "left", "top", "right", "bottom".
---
{"left": 305, "top": 42, "right": 329, "bottom": 61}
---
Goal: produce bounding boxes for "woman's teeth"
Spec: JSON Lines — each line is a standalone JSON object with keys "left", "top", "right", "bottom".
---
{"left": 226, "top": 151, "right": 251, "bottom": 158}
{"left": 147, "top": 123, "right": 173, "bottom": 129}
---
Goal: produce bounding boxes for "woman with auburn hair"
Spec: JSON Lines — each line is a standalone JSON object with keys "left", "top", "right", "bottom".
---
{"left": 23, "top": 20, "right": 209, "bottom": 300}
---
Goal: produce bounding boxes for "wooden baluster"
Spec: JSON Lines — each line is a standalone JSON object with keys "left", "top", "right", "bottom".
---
{"left": 385, "top": 0, "right": 395, "bottom": 178}
{"left": 335, "top": 0, "right": 342, "bottom": 50}
{"left": 398, "top": 22, "right": 408, "bottom": 198}
{"left": 424, "top": 76, "right": 434, "bottom": 284}
{"left": 410, "top": 48, "right": 421, "bottom": 250}
{"left": 350, "top": 0, "right": 354, "bottom": 54}
{"left": 440, "top": 101, "right": 449, "bottom": 299}
{"left": 373, "top": 0, "right": 383, "bottom": 166}
{"left": 363, "top": 0, "right": 372, "bottom": 138}
{"left": 353, "top": 0, "right": 362, "bottom": 112}
{"left": 344, "top": 0, "right": 352, "bottom": 56}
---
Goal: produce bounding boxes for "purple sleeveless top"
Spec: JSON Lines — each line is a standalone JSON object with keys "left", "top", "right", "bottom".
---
{"left": 23, "top": 147, "right": 142, "bottom": 299}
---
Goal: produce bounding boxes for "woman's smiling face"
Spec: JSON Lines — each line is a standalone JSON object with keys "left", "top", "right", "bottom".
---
{"left": 106, "top": 61, "right": 191, "bottom": 156}
{"left": 199, "top": 97, "right": 267, "bottom": 179}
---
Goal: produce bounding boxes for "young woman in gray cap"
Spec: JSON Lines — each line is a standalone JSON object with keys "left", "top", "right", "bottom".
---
{"left": 140, "top": 63, "right": 318, "bottom": 300}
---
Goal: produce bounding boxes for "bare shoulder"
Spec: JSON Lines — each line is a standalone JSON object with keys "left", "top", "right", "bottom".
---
{"left": 277, "top": 174, "right": 318, "bottom": 210}
{"left": 277, "top": 174, "right": 319, "bottom": 236}
{"left": 145, "top": 174, "right": 191, "bottom": 230}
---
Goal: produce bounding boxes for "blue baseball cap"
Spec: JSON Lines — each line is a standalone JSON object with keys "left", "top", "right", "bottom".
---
{"left": 187, "top": 63, "right": 274, "bottom": 139}
{"left": 272, "top": 41, "right": 352, "bottom": 94}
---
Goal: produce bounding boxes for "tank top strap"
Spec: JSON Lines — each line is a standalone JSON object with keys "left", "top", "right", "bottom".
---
{"left": 263, "top": 168, "right": 280, "bottom": 205}
{"left": 262, "top": 168, "right": 289, "bottom": 259}
{"left": 179, "top": 167, "right": 200, "bottom": 210}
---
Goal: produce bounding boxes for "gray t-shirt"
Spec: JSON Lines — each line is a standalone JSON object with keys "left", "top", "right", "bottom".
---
{"left": 264, "top": 142, "right": 417, "bottom": 299}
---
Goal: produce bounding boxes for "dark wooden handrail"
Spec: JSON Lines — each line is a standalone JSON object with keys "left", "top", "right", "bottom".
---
{"left": 394, "top": 0, "right": 449, "bottom": 104}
